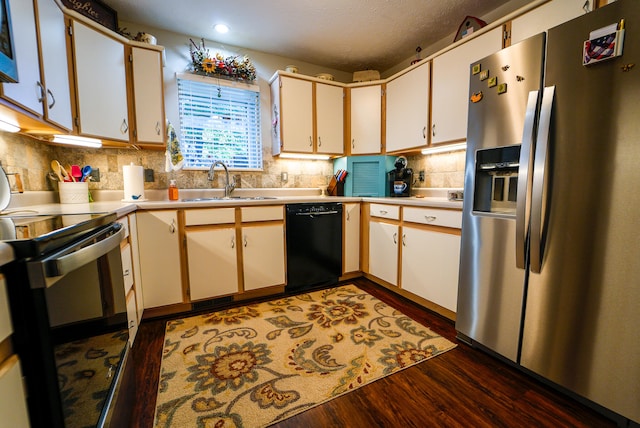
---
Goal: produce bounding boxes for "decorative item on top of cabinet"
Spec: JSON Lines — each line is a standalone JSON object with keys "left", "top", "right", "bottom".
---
{"left": 385, "top": 60, "right": 430, "bottom": 153}
{"left": 431, "top": 26, "right": 503, "bottom": 145}
{"left": 349, "top": 84, "right": 382, "bottom": 154}
{"left": 60, "top": 0, "right": 118, "bottom": 31}
{"left": 270, "top": 72, "right": 344, "bottom": 157}
{"left": 69, "top": 18, "right": 130, "bottom": 142}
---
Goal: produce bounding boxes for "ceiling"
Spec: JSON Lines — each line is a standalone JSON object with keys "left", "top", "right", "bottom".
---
{"left": 101, "top": 0, "right": 521, "bottom": 73}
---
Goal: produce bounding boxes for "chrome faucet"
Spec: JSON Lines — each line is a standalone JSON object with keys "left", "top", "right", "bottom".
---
{"left": 208, "top": 160, "right": 236, "bottom": 198}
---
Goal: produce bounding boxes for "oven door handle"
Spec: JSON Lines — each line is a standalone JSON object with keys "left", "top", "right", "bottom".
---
{"left": 34, "top": 223, "right": 125, "bottom": 284}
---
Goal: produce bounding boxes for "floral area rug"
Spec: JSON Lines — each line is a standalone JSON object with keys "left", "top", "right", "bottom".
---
{"left": 154, "top": 284, "right": 456, "bottom": 427}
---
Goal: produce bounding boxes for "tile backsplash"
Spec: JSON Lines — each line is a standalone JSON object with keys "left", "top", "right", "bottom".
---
{"left": 0, "top": 132, "right": 465, "bottom": 192}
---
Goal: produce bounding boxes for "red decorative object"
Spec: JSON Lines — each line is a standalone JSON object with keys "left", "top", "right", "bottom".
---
{"left": 453, "top": 16, "right": 487, "bottom": 42}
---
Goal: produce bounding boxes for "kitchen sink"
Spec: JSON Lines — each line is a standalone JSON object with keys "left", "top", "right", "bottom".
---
{"left": 181, "top": 196, "right": 278, "bottom": 202}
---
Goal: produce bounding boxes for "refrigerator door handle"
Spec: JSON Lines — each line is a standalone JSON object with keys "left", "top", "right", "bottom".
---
{"left": 530, "top": 86, "right": 556, "bottom": 273}
{"left": 515, "top": 90, "right": 540, "bottom": 269}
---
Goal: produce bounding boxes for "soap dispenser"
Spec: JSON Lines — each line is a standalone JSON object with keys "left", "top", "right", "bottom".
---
{"left": 168, "top": 179, "right": 179, "bottom": 201}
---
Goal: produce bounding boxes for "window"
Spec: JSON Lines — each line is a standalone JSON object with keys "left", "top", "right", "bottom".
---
{"left": 177, "top": 73, "right": 262, "bottom": 170}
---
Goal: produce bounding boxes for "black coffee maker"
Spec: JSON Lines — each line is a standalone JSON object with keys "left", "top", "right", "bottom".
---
{"left": 388, "top": 156, "right": 413, "bottom": 197}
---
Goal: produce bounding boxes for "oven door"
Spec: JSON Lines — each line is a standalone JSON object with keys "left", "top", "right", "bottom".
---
{"left": 6, "top": 222, "right": 131, "bottom": 428}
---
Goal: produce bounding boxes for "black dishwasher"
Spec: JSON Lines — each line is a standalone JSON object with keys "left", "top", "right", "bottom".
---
{"left": 286, "top": 203, "right": 343, "bottom": 291}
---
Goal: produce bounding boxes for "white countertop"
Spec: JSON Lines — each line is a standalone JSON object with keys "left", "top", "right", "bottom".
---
{"left": 0, "top": 189, "right": 462, "bottom": 267}
{"left": 5, "top": 188, "right": 463, "bottom": 214}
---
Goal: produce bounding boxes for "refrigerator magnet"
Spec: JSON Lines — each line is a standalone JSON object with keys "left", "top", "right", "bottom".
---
{"left": 472, "top": 63, "right": 481, "bottom": 75}
{"left": 479, "top": 69, "right": 489, "bottom": 81}
{"left": 470, "top": 91, "right": 483, "bottom": 103}
{"left": 497, "top": 83, "right": 508, "bottom": 94}
{"left": 488, "top": 76, "right": 497, "bottom": 87}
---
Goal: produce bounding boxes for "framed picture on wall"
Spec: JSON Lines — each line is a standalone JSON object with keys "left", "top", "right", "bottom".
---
{"left": 0, "top": 0, "right": 17, "bottom": 83}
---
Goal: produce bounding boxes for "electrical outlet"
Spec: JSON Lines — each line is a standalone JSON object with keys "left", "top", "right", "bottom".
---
{"left": 144, "top": 168, "right": 154, "bottom": 182}
{"left": 419, "top": 170, "right": 425, "bottom": 181}
{"left": 89, "top": 168, "right": 100, "bottom": 182}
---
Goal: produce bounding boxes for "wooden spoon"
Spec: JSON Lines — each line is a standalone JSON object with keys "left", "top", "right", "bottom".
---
{"left": 64, "top": 164, "right": 75, "bottom": 182}
{"left": 50, "top": 160, "right": 65, "bottom": 182}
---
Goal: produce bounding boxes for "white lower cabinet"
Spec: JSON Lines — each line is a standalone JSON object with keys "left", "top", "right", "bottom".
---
{"left": 401, "top": 226, "right": 461, "bottom": 312}
{"left": 125, "top": 289, "right": 138, "bottom": 346}
{"left": 0, "top": 356, "right": 31, "bottom": 428}
{"left": 368, "top": 220, "right": 399, "bottom": 286}
{"left": 187, "top": 227, "right": 239, "bottom": 300}
{"left": 136, "top": 210, "right": 182, "bottom": 308}
{"left": 242, "top": 224, "right": 286, "bottom": 291}
{"left": 344, "top": 203, "right": 360, "bottom": 273}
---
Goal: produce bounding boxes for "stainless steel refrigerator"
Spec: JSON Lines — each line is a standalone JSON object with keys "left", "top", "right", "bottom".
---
{"left": 456, "top": 0, "right": 639, "bottom": 423}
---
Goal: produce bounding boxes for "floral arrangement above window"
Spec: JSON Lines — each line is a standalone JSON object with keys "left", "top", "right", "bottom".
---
{"left": 189, "top": 38, "right": 256, "bottom": 82}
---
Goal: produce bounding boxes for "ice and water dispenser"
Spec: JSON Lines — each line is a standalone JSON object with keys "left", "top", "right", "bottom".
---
{"left": 473, "top": 145, "right": 520, "bottom": 215}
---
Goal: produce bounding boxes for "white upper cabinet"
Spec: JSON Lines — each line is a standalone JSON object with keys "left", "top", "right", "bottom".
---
{"left": 1, "top": 0, "right": 73, "bottom": 130}
{"left": 37, "top": 0, "right": 73, "bottom": 130}
{"left": 71, "top": 19, "right": 129, "bottom": 141}
{"left": 385, "top": 61, "right": 430, "bottom": 152}
{"left": 350, "top": 84, "right": 382, "bottom": 154}
{"left": 315, "top": 82, "right": 344, "bottom": 154}
{"left": 431, "top": 26, "right": 503, "bottom": 144}
{"left": 270, "top": 73, "right": 344, "bottom": 156}
{"left": 130, "top": 45, "right": 165, "bottom": 145}
{"left": 510, "top": 0, "right": 590, "bottom": 45}
{"left": 2, "top": 0, "right": 42, "bottom": 115}
{"left": 273, "top": 75, "right": 314, "bottom": 153}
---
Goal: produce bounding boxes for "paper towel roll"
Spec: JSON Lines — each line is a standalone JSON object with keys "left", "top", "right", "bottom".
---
{"left": 123, "top": 163, "right": 145, "bottom": 201}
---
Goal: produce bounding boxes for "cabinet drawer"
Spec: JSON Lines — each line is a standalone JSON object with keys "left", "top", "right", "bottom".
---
{"left": 403, "top": 207, "right": 462, "bottom": 228}
{"left": 185, "top": 208, "right": 235, "bottom": 226}
{"left": 370, "top": 204, "right": 400, "bottom": 220}
{"left": 241, "top": 206, "right": 284, "bottom": 222}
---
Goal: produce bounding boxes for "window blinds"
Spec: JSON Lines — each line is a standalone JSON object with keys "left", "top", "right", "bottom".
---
{"left": 177, "top": 73, "right": 262, "bottom": 170}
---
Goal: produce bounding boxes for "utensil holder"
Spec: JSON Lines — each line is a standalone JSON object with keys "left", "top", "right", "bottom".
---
{"left": 58, "top": 181, "right": 89, "bottom": 204}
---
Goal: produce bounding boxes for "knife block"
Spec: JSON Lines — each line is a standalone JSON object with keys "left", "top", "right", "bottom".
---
{"left": 327, "top": 177, "right": 344, "bottom": 196}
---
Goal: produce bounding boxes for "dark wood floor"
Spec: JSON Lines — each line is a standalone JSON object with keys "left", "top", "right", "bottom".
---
{"left": 130, "top": 277, "right": 617, "bottom": 427}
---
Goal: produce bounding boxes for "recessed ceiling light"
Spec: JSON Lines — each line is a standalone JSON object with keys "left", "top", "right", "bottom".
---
{"left": 214, "top": 24, "right": 229, "bottom": 34}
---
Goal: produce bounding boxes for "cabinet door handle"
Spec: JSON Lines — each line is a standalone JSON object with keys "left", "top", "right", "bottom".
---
{"left": 244, "top": 236, "right": 248, "bottom": 247}
{"left": 352, "top": 138, "right": 355, "bottom": 149}
{"left": 123, "top": 268, "right": 130, "bottom": 277}
{"left": 129, "top": 320, "right": 135, "bottom": 328}
{"left": 424, "top": 215, "right": 437, "bottom": 222}
{"left": 121, "top": 119, "right": 129, "bottom": 134}
{"left": 402, "top": 234, "right": 406, "bottom": 246}
{"left": 47, "top": 89, "right": 56, "bottom": 109}
{"left": 318, "top": 136, "right": 322, "bottom": 147}
{"left": 155, "top": 121, "right": 161, "bottom": 135}
{"left": 393, "top": 232, "right": 397, "bottom": 244}
{"left": 379, "top": 210, "right": 388, "bottom": 215}
{"left": 36, "top": 81, "right": 45, "bottom": 102}
{"left": 422, "top": 126, "right": 426, "bottom": 139}
{"left": 169, "top": 219, "right": 176, "bottom": 233}
{"left": 231, "top": 236, "right": 235, "bottom": 249}
{"left": 346, "top": 211, "right": 350, "bottom": 221}
{"left": 309, "top": 136, "right": 313, "bottom": 147}
{"left": 432, "top": 123, "right": 436, "bottom": 137}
